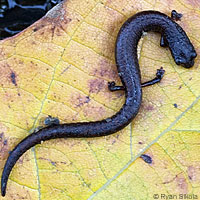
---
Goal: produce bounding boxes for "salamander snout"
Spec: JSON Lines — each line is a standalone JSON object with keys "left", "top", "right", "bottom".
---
{"left": 175, "top": 51, "right": 197, "bottom": 68}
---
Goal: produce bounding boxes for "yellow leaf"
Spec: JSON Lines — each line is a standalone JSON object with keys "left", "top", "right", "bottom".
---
{"left": 0, "top": 0, "right": 200, "bottom": 199}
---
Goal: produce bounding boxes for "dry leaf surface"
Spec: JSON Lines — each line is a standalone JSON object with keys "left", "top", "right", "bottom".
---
{"left": 0, "top": 0, "right": 200, "bottom": 199}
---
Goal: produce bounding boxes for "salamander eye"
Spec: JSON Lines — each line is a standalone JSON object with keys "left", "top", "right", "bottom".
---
{"left": 191, "top": 52, "right": 197, "bottom": 59}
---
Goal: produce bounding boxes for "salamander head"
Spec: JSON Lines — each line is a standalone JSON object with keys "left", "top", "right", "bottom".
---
{"left": 172, "top": 42, "right": 197, "bottom": 68}
{"left": 167, "top": 27, "right": 197, "bottom": 68}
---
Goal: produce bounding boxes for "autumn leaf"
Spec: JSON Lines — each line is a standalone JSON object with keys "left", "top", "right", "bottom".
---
{"left": 0, "top": 0, "right": 200, "bottom": 199}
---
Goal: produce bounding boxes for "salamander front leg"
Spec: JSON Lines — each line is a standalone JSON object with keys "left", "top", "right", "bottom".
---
{"left": 44, "top": 115, "right": 60, "bottom": 126}
{"left": 141, "top": 67, "right": 165, "bottom": 87}
{"left": 171, "top": 10, "right": 182, "bottom": 21}
{"left": 108, "top": 81, "right": 125, "bottom": 91}
{"left": 108, "top": 67, "right": 165, "bottom": 91}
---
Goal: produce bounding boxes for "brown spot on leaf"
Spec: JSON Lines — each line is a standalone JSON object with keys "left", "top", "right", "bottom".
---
{"left": 91, "top": 59, "right": 119, "bottom": 80}
{"left": 187, "top": 166, "right": 195, "bottom": 180}
{"left": 18, "top": 156, "right": 25, "bottom": 164}
{"left": 39, "top": 157, "right": 57, "bottom": 166}
{"left": 31, "top": 2, "right": 73, "bottom": 42}
{"left": 60, "top": 161, "right": 67, "bottom": 165}
{"left": 40, "top": 31, "right": 45, "bottom": 35}
{"left": 175, "top": 173, "right": 188, "bottom": 193}
{"left": 71, "top": 93, "right": 90, "bottom": 108}
{"left": 143, "top": 104, "right": 154, "bottom": 111}
{"left": 18, "top": 60, "right": 24, "bottom": 65}
{"left": 10, "top": 71, "right": 17, "bottom": 86}
{"left": 0, "top": 132, "right": 3, "bottom": 139}
{"left": 3, "top": 139, "right": 7, "bottom": 145}
{"left": 105, "top": 0, "right": 114, "bottom": 4}
{"left": 0, "top": 48, "right": 6, "bottom": 57}
{"left": 187, "top": 165, "right": 200, "bottom": 181}
{"left": 186, "top": 0, "right": 200, "bottom": 7}
{"left": 88, "top": 79, "right": 105, "bottom": 93}
{"left": 59, "top": 65, "right": 71, "bottom": 76}
{"left": 0, "top": 132, "right": 9, "bottom": 160}
{"left": 83, "top": 105, "right": 105, "bottom": 120}
{"left": 55, "top": 27, "right": 62, "bottom": 36}
{"left": 116, "top": 134, "right": 119, "bottom": 139}
{"left": 112, "top": 139, "right": 116, "bottom": 145}
{"left": 31, "top": 41, "right": 37, "bottom": 45}
{"left": 44, "top": 2, "right": 73, "bottom": 36}
{"left": 33, "top": 24, "right": 45, "bottom": 32}
{"left": 0, "top": 64, "right": 10, "bottom": 84}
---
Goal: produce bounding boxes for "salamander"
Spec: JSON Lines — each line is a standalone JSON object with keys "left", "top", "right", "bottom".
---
{"left": 1, "top": 10, "right": 197, "bottom": 196}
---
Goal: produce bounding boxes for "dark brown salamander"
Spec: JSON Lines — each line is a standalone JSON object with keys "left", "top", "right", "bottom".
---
{"left": 1, "top": 10, "right": 197, "bottom": 196}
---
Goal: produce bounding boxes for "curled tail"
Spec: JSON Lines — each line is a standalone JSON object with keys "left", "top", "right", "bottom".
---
{"left": 1, "top": 132, "right": 43, "bottom": 196}
{"left": 1, "top": 102, "right": 141, "bottom": 196}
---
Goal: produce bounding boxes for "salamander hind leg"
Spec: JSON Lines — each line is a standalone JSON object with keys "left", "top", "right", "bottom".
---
{"left": 44, "top": 115, "right": 60, "bottom": 126}
{"left": 141, "top": 67, "right": 165, "bottom": 87}
{"left": 108, "top": 81, "right": 125, "bottom": 91}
